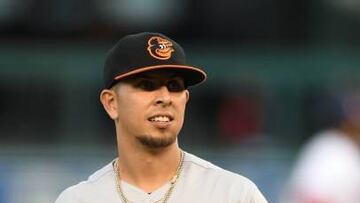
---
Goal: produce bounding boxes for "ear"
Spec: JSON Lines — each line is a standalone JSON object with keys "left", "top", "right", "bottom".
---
{"left": 100, "top": 89, "right": 118, "bottom": 120}
{"left": 185, "top": 90, "right": 190, "bottom": 103}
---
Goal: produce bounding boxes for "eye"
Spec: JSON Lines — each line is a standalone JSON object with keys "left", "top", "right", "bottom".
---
{"left": 166, "top": 79, "right": 185, "bottom": 92}
{"left": 137, "top": 79, "right": 156, "bottom": 91}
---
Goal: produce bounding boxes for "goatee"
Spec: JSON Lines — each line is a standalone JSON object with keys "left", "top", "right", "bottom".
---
{"left": 136, "top": 134, "right": 177, "bottom": 148}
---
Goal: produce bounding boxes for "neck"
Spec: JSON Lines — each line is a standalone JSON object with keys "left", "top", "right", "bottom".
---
{"left": 116, "top": 138, "right": 182, "bottom": 193}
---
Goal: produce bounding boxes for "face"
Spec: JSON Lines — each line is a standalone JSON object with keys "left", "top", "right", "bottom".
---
{"left": 106, "top": 70, "right": 189, "bottom": 149}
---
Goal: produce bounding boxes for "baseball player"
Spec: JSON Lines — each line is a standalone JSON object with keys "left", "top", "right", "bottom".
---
{"left": 55, "top": 32, "right": 268, "bottom": 203}
{"left": 279, "top": 90, "right": 360, "bottom": 203}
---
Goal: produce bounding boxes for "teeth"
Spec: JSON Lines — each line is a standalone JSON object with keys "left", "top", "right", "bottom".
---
{"left": 150, "top": 116, "right": 170, "bottom": 122}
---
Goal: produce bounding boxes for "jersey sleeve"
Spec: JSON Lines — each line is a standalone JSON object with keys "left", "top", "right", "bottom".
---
{"left": 54, "top": 187, "right": 79, "bottom": 203}
{"left": 250, "top": 186, "right": 268, "bottom": 203}
{"left": 230, "top": 176, "right": 268, "bottom": 203}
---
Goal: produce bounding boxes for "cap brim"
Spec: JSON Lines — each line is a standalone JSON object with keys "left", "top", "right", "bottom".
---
{"left": 113, "top": 65, "right": 207, "bottom": 87}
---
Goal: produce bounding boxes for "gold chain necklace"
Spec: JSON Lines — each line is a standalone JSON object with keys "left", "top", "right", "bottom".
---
{"left": 113, "top": 151, "right": 185, "bottom": 203}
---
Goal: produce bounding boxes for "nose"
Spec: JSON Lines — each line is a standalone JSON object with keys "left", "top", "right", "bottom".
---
{"left": 154, "top": 86, "right": 172, "bottom": 106}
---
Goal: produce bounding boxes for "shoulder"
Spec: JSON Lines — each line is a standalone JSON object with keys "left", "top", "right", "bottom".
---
{"left": 183, "top": 152, "right": 268, "bottom": 202}
{"left": 303, "top": 129, "right": 357, "bottom": 154}
{"left": 296, "top": 129, "right": 360, "bottom": 172}
{"left": 184, "top": 151, "right": 254, "bottom": 183}
{"left": 55, "top": 160, "right": 116, "bottom": 203}
{"left": 285, "top": 130, "right": 360, "bottom": 201}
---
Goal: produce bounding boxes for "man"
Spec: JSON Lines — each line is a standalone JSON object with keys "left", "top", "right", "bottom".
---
{"left": 279, "top": 90, "right": 360, "bottom": 203}
{"left": 55, "top": 32, "right": 268, "bottom": 203}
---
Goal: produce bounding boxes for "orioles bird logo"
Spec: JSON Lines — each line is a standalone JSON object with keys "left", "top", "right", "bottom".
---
{"left": 147, "top": 36, "right": 174, "bottom": 60}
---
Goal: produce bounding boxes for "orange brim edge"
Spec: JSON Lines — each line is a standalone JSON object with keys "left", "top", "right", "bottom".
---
{"left": 114, "top": 65, "right": 207, "bottom": 85}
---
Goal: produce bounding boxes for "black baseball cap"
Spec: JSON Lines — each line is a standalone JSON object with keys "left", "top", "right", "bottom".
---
{"left": 103, "top": 32, "right": 207, "bottom": 89}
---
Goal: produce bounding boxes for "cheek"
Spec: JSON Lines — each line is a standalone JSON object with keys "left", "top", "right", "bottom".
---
{"left": 176, "top": 97, "right": 188, "bottom": 117}
{"left": 180, "top": 102, "right": 187, "bottom": 114}
{"left": 116, "top": 97, "right": 137, "bottom": 120}
{"left": 118, "top": 99, "right": 143, "bottom": 119}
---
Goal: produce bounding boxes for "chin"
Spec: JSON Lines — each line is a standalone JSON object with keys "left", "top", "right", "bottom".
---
{"left": 136, "top": 134, "right": 177, "bottom": 148}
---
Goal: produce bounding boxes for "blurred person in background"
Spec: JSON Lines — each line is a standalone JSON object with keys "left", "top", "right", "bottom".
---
{"left": 279, "top": 87, "right": 360, "bottom": 203}
{"left": 55, "top": 32, "right": 268, "bottom": 203}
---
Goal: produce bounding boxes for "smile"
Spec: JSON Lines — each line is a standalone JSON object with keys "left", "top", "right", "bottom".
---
{"left": 148, "top": 115, "right": 173, "bottom": 122}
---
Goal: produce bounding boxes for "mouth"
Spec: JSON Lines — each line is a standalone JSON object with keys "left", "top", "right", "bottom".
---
{"left": 148, "top": 115, "right": 174, "bottom": 123}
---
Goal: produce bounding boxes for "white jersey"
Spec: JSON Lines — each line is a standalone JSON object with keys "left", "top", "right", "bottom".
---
{"left": 280, "top": 130, "right": 360, "bottom": 203}
{"left": 55, "top": 152, "right": 267, "bottom": 203}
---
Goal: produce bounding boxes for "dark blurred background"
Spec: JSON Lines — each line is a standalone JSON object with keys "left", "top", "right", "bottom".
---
{"left": 0, "top": 0, "right": 360, "bottom": 202}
